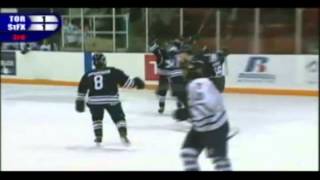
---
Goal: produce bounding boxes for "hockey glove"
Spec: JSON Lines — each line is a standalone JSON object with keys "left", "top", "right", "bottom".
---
{"left": 75, "top": 98, "right": 85, "bottom": 113}
{"left": 173, "top": 108, "right": 190, "bottom": 121}
{"left": 133, "top": 77, "right": 145, "bottom": 89}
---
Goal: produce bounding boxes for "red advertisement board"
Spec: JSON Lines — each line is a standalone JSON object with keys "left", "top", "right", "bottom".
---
{"left": 145, "top": 54, "right": 159, "bottom": 81}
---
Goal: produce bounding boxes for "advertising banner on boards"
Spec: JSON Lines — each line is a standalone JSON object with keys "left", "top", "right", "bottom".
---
{"left": 0, "top": 51, "right": 16, "bottom": 75}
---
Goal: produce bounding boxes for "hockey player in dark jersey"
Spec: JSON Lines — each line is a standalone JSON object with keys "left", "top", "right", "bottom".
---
{"left": 166, "top": 44, "right": 187, "bottom": 108}
{"left": 75, "top": 53, "right": 145, "bottom": 146}
{"left": 192, "top": 47, "right": 229, "bottom": 93}
{"left": 211, "top": 48, "right": 229, "bottom": 93}
{"left": 173, "top": 60, "right": 232, "bottom": 171}
{"left": 149, "top": 40, "right": 170, "bottom": 114}
{"left": 191, "top": 47, "right": 214, "bottom": 78}
{"left": 149, "top": 40, "right": 186, "bottom": 114}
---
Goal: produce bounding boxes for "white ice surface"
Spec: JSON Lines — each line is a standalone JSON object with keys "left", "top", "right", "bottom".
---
{"left": 1, "top": 84, "right": 318, "bottom": 171}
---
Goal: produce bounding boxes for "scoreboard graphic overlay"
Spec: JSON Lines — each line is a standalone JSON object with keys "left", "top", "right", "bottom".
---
{"left": 0, "top": 13, "right": 62, "bottom": 42}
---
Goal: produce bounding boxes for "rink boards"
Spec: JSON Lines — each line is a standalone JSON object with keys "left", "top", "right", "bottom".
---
{"left": 1, "top": 51, "right": 318, "bottom": 96}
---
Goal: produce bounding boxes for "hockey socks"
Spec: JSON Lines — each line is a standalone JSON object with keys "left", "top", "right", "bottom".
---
{"left": 116, "top": 120, "right": 130, "bottom": 145}
{"left": 213, "top": 157, "right": 232, "bottom": 171}
{"left": 93, "top": 120, "right": 103, "bottom": 143}
{"left": 181, "top": 148, "right": 200, "bottom": 171}
{"left": 158, "top": 95, "right": 166, "bottom": 113}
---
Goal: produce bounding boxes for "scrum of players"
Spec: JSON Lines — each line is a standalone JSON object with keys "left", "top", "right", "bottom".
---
{"left": 75, "top": 36, "right": 232, "bottom": 171}
{"left": 149, "top": 37, "right": 229, "bottom": 114}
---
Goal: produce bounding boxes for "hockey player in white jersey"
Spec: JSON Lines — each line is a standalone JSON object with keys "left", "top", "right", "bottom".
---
{"left": 173, "top": 60, "right": 232, "bottom": 171}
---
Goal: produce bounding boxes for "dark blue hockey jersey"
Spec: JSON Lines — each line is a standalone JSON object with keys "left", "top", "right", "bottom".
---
{"left": 77, "top": 67, "right": 134, "bottom": 105}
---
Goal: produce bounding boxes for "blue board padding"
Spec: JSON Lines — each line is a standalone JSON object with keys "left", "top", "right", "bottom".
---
{"left": 84, "top": 52, "right": 92, "bottom": 73}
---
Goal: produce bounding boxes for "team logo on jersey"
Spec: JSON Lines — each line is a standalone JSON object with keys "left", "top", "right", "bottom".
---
{"left": 238, "top": 56, "right": 275, "bottom": 83}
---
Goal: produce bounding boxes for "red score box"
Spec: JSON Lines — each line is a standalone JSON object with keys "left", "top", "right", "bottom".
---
{"left": 12, "top": 34, "right": 27, "bottom": 41}
{"left": 144, "top": 54, "right": 159, "bottom": 81}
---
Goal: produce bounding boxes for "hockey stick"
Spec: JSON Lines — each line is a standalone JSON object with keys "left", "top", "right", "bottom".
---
{"left": 186, "top": 9, "right": 215, "bottom": 45}
{"left": 197, "top": 9, "right": 214, "bottom": 35}
{"left": 227, "top": 127, "right": 239, "bottom": 140}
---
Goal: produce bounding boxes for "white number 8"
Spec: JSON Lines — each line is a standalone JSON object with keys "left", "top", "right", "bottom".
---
{"left": 94, "top": 75, "right": 103, "bottom": 90}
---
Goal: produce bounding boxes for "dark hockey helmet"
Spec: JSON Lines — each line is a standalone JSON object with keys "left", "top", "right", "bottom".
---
{"left": 92, "top": 53, "right": 106, "bottom": 69}
{"left": 172, "top": 38, "right": 183, "bottom": 49}
{"left": 185, "top": 60, "right": 205, "bottom": 81}
{"left": 217, "top": 48, "right": 229, "bottom": 57}
{"left": 202, "top": 45, "right": 210, "bottom": 54}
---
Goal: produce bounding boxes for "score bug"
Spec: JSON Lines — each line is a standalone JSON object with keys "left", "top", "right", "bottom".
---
{"left": 0, "top": 13, "right": 62, "bottom": 42}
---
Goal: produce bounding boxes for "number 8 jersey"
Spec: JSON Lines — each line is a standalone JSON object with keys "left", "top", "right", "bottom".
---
{"left": 77, "top": 67, "right": 134, "bottom": 105}
{"left": 187, "top": 78, "right": 228, "bottom": 132}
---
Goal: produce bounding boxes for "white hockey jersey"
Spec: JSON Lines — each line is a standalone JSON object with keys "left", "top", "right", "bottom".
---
{"left": 187, "top": 78, "right": 228, "bottom": 132}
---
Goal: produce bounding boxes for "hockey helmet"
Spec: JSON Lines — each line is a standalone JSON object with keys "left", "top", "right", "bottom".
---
{"left": 185, "top": 60, "right": 205, "bottom": 80}
{"left": 92, "top": 53, "right": 106, "bottom": 69}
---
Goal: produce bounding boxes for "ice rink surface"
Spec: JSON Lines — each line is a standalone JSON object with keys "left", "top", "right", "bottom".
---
{"left": 1, "top": 84, "right": 318, "bottom": 171}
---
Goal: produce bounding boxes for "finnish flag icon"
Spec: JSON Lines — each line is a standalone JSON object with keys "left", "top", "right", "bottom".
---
{"left": 27, "top": 15, "right": 60, "bottom": 31}
{"left": 29, "top": 15, "right": 58, "bottom": 23}
{"left": 28, "top": 24, "right": 59, "bottom": 31}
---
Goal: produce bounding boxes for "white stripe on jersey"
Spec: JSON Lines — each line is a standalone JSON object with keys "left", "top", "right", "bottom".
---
{"left": 168, "top": 70, "right": 183, "bottom": 78}
{"left": 122, "top": 78, "right": 135, "bottom": 88}
{"left": 87, "top": 101, "right": 120, "bottom": 105}
{"left": 157, "top": 68, "right": 170, "bottom": 75}
{"left": 157, "top": 68, "right": 183, "bottom": 76}
{"left": 89, "top": 95, "right": 119, "bottom": 98}
{"left": 123, "top": 78, "right": 130, "bottom": 87}
{"left": 77, "top": 93, "right": 86, "bottom": 100}
{"left": 192, "top": 116, "right": 227, "bottom": 132}
{"left": 88, "top": 70, "right": 111, "bottom": 77}
{"left": 88, "top": 96, "right": 118, "bottom": 99}
{"left": 190, "top": 103, "right": 212, "bottom": 117}
{"left": 158, "top": 67, "right": 183, "bottom": 75}
{"left": 191, "top": 111, "right": 227, "bottom": 132}
{"left": 87, "top": 95, "right": 120, "bottom": 105}
{"left": 88, "top": 98, "right": 119, "bottom": 102}
{"left": 191, "top": 111, "right": 225, "bottom": 126}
